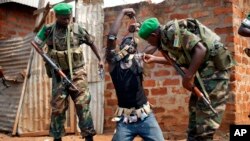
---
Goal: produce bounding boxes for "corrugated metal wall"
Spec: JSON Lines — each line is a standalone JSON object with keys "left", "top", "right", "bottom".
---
{"left": 76, "top": 0, "right": 105, "bottom": 134}
{"left": 0, "top": 33, "right": 33, "bottom": 132}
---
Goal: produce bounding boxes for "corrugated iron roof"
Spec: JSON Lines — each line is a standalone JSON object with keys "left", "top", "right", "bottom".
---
{"left": 0, "top": 0, "right": 38, "bottom": 8}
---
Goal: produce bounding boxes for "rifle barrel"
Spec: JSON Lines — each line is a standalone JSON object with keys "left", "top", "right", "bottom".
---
{"left": 31, "top": 41, "right": 79, "bottom": 92}
{"left": 162, "top": 52, "right": 218, "bottom": 116}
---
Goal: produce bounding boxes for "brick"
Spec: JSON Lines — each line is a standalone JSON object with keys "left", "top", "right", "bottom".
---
{"left": 242, "top": 39, "right": 248, "bottom": 47}
{"left": 147, "top": 97, "right": 156, "bottom": 105}
{"left": 214, "top": 26, "right": 233, "bottom": 34}
{"left": 104, "top": 90, "right": 113, "bottom": 98}
{"left": 159, "top": 96, "right": 176, "bottom": 104}
{"left": 106, "top": 82, "right": 114, "bottom": 89}
{"left": 154, "top": 70, "right": 171, "bottom": 77}
{"left": 104, "top": 107, "right": 113, "bottom": 116}
{"left": 107, "top": 99, "right": 117, "bottom": 106}
{"left": 163, "top": 78, "right": 180, "bottom": 86}
{"left": 226, "top": 103, "right": 236, "bottom": 112}
{"left": 172, "top": 87, "right": 188, "bottom": 94}
{"left": 143, "top": 80, "right": 156, "bottom": 87}
{"left": 191, "top": 11, "right": 210, "bottom": 18}
{"left": 224, "top": 16, "right": 233, "bottom": 23}
{"left": 224, "top": 113, "right": 236, "bottom": 121}
{"left": 225, "top": 35, "right": 234, "bottom": 42}
{"left": 151, "top": 87, "right": 167, "bottom": 95}
{"left": 144, "top": 88, "right": 149, "bottom": 96}
{"left": 242, "top": 56, "right": 248, "bottom": 64}
{"left": 214, "top": 7, "right": 232, "bottom": 16}
{"left": 202, "top": 17, "right": 220, "bottom": 26}
{"left": 152, "top": 106, "right": 165, "bottom": 113}
{"left": 170, "top": 13, "right": 189, "bottom": 20}
{"left": 234, "top": 54, "right": 241, "bottom": 63}
{"left": 203, "top": 0, "right": 218, "bottom": 7}
{"left": 105, "top": 74, "right": 111, "bottom": 81}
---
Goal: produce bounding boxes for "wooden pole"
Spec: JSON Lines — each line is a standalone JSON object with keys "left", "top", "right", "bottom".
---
{"left": 12, "top": 0, "right": 46, "bottom": 135}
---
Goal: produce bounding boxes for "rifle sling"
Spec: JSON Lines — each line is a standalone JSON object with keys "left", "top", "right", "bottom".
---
{"left": 67, "top": 26, "right": 73, "bottom": 80}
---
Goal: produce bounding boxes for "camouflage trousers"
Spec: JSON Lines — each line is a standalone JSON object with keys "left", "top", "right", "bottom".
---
{"left": 49, "top": 67, "right": 96, "bottom": 139}
{"left": 187, "top": 78, "right": 229, "bottom": 141}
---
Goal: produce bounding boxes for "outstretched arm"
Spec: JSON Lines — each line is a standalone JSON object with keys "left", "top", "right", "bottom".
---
{"left": 107, "top": 8, "right": 135, "bottom": 49}
{"left": 106, "top": 8, "right": 136, "bottom": 71}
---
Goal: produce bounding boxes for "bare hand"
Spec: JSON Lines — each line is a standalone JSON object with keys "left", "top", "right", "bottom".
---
{"left": 122, "top": 8, "right": 135, "bottom": 18}
{"left": 182, "top": 69, "right": 194, "bottom": 91}
{"left": 143, "top": 54, "right": 155, "bottom": 63}
{"left": 98, "top": 60, "right": 104, "bottom": 69}
{"left": 128, "top": 23, "right": 141, "bottom": 33}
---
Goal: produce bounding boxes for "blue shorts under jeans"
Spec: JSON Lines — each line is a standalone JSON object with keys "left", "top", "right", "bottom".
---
{"left": 112, "top": 113, "right": 165, "bottom": 141}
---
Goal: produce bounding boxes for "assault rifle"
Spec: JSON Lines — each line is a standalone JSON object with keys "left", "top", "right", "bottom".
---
{"left": 31, "top": 41, "right": 79, "bottom": 92}
{"left": 162, "top": 52, "right": 218, "bottom": 116}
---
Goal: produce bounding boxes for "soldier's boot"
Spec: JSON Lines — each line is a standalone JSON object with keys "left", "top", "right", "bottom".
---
{"left": 85, "top": 135, "right": 94, "bottom": 141}
{"left": 53, "top": 138, "right": 62, "bottom": 141}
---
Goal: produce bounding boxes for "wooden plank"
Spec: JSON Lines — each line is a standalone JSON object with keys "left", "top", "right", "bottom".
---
{"left": 12, "top": 44, "right": 34, "bottom": 135}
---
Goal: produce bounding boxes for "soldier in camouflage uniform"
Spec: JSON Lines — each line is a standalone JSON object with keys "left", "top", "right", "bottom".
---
{"left": 138, "top": 18, "right": 235, "bottom": 141}
{"left": 33, "top": 3, "right": 103, "bottom": 141}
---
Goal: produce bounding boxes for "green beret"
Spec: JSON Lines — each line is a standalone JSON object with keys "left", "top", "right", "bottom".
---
{"left": 53, "top": 3, "right": 72, "bottom": 15}
{"left": 138, "top": 18, "right": 160, "bottom": 39}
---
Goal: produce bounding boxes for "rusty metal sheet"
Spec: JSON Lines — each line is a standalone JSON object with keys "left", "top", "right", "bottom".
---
{"left": 0, "top": 33, "right": 33, "bottom": 132}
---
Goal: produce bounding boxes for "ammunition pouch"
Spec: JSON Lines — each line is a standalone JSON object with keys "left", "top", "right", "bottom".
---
{"left": 208, "top": 42, "right": 235, "bottom": 71}
{"left": 47, "top": 47, "right": 84, "bottom": 71}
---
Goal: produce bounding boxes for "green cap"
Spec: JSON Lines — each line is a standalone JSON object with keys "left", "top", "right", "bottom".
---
{"left": 138, "top": 18, "right": 160, "bottom": 39}
{"left": 53, "top": 3, "right": 72, "bottom": 15}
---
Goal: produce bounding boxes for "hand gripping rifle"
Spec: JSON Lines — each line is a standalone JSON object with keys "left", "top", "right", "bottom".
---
{"left": 31, "top": 41, "right": 79, "bottom": 92}
{"left": 162, "top": 52, "right": 218, "bottom": 116}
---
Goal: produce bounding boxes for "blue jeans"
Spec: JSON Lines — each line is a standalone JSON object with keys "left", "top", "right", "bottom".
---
{"left": 112, "top": 113, "right": 165, "bottom": 141}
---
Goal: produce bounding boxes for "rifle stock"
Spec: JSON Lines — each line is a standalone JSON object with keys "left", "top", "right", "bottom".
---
{"left": 162, "top": 52, "right": 218, "bottom": 116}
{"left": 31, "top": 41, "right": 79, "bottom": 92}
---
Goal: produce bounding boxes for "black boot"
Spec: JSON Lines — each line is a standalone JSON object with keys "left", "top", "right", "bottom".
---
{"left": 54, "top": 138, "right": 62, "bottom": 141}
{"left": 85, "top": 135, "right": 93, "bottom": 141}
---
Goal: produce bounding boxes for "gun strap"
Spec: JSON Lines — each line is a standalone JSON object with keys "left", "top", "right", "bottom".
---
{"left": 67, "top": 25, "right": 73, "bottom": 80}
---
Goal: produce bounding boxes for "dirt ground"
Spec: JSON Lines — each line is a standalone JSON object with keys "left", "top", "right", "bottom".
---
{"left": 0, "top": 133, "right": 152, "bottom": 141}
{"left": 0, "top": 132, "right": 230, "bottom": 141}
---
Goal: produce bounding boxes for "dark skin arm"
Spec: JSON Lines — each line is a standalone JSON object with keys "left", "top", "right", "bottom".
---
{"left": 89, "top": 43, "right": 103, "bottom": 63}
{"left": 182, "top": 42, "right": 207, "bottom": 91}
{"left": 106, "top": 8, "right": 136, "bottom": 72}
{"left": 238, "top": 24, "right": 250, "bottom": 37}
